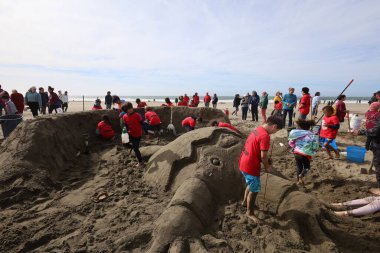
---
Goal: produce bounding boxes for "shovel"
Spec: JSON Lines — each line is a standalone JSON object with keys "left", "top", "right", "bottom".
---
{"left": 167, "top": 106, "right": 176, "bottom": 135}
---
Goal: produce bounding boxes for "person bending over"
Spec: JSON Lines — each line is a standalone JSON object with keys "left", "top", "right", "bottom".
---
{"left": 182, "top": 116, "right": 202, "bottom": 132}
{"left": 96, "top": 115, "right": 115, "bottom": 140}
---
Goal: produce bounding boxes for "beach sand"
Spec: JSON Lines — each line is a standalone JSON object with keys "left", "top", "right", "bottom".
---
{"left": 0, "top": 102, "right": 378, "bottom": 252}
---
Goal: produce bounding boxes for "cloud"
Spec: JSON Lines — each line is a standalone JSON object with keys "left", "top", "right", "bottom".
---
{"left": 0, "top": 0, "right": 379, "bottom": 96}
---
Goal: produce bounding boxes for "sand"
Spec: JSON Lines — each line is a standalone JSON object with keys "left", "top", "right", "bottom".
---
{"left": 0, "top": 103, "right": 378, "bottom": 252}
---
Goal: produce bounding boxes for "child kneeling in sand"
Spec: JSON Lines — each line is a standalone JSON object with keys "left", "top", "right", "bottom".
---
{"left": 182, "top": 116, "right": 202, "bottom": 132}
{"left": 239, "top": 116, "right": 283, "bottom": 223}
{"left": 288, "top": 119, "right": 319, "bottom": 185}
{"left": 320, "top": 106, "right": 341, "bottom": 160}
{"left": 96, "top": 115, "right": 115, "bottom": 140}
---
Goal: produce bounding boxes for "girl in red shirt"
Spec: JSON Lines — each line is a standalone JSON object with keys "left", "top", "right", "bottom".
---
{"left": 122, "top": 102, "right": 144, "bottom": 166}
{"left": 96, "top": 115, "right": 115, "bottom": 140}
{"left": 320, "top": 106, "right": 341, "bottom": 160}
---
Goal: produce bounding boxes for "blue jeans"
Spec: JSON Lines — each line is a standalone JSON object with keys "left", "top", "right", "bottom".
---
{"left": 299, "top": 113, "right": 307, "bottom": 120}
{"left": 283, "top": 109, "right": 294, "bottom": 127}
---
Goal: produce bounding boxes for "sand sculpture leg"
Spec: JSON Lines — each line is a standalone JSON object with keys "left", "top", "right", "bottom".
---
{"left": 142, "top": 127, "right": 338, "bottom": 252}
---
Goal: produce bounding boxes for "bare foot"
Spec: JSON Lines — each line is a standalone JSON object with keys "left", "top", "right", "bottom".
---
{"left": 369, "top": 188, "right": 380, "bottom": 196}
{"left": 246, "top": 212, "right": 261, "bottom": 224}
{"left": 334, "top": 211, "right": 349, "bottom": 217}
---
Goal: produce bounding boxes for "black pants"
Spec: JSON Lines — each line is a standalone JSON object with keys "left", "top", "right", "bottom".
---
{"left": 295, "top": 154, "right": 310, "bottom": 178}
{"left": 251, "top": 106, "right": 259, "bottom": 121}
{"left": 130, "top": 137, "right": 143, "bottom": 163}
{"left": 373, "top": 146, "right": 380, "bottom": 188}
{"left": 48, "top": 105, "right": 58, "bottom": 114}
{"left": 29, "top": 102, "right": 39, "bottom": 117}
{"left": 62, "top": 102, "right": 68, "bottom": 112}
{"left": 242, "top": 107, "right": 248, "bottom": 120}
{"left": 283, "top": 109, "right": 294, "bottom": 127}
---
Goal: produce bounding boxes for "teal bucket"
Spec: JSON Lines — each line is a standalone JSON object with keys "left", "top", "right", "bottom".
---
{"left": 346, "top": 146, "right": 366, "bottom": 163}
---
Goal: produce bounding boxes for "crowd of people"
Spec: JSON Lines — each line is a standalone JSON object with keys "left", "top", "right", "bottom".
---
{"left": 0, "top": 84, "right": 69, "bottom": 117}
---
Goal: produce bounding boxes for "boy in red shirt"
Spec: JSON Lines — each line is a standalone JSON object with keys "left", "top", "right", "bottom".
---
{"left": 183, "top": 94, "right": 189, "bottom": 104}
{"left": 239, "top": 116, "right": 283, "bottom": 223}
{"left": 144, "top": 107, "right": 162, "bottom": 134}
{"left": 122, "top": 102, "right": 144, "bottom": 166}
{"left": 298, "top": 87, "right": 311, "bottom": 119}
{"left": 204, "top": 92, "right": 211, "bottom": 108}
{"left": 193, "top": 93, "right": 200, "bottom": 107}
{"left": 320, "top": 106, "right": 340, "bottom": 160}
{"left": 136, "top": 98, "right": 147, "bottom": 108}
{"left": 182, "top": 116, "right": 202, "bottom": 132}
{"left": 211, "top": 121, "right": 239, "bottom": 133}
{"left": 96, "top": 115, "right": 115, "bottom": 140}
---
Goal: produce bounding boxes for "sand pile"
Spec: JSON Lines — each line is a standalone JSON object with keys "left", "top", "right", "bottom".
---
{"left": 0, "top": 109, "right": 379, "bottom": 252}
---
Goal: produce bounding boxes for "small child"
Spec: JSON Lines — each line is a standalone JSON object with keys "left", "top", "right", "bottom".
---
{"left": 288, "top": 119, "right": 319, "bottom": 185}
{"left": 144, "top": 107, "right": 162, "bottom": 135}
{"left": 92, "top": 99, "right": 103, "bottom": 110}
{"left": 320, "top": 106, "right": 340, "bottom": 160}
{"left": 96, "top": 115, "right": 115, "bottom": 140}
{"left": 364, "top": 102, "right": 380, "bottom": 150}
{"left": 122, "top": 102, "right": 144, "bottom": 167}
{"left": 1, "top": 94, "right": 18, "bottom": 115}
{"left": 273, "top": 100, "right": 283, "bottom": 116}
{"left": 182, "top": 116, "right": 202, "bottom": 132}
{"left": 224, "top": 108, "right": 230, "bottom": 119}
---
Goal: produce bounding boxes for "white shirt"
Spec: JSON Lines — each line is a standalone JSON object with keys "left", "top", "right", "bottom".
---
{"left": 312, "top": 96, "right": 321, "bottom": 107}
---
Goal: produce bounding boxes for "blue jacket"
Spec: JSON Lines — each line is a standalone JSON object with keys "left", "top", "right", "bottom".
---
{"left": 25, "top": 92, "right": 42, "bottom": 108}
{"left": 283, "top": 93, "right": 297, "bottom": 110}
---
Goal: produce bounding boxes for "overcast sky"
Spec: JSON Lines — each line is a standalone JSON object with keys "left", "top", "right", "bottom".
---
{"left": 0, "top": 0, "right": 379, "bottom": 96}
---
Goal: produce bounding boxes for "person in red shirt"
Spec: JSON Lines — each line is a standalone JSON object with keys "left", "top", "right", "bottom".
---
{"left": 211, "top": 121, "right": 239, "bottom": 133}
{"left": 204, "top": 92, "right": 211, "bottom": 108}
{"left": 182, "top": 116, "right": 202, "bottom": 132}
{"left": 10, "top": 89, "right": 24, "bottom": 114}
{"left": 193, "top": 93, "right": 200, "bottom": 107}
{"left": 92, "top": 99, "right": 103, "bottom": 110}
{"left": 320, "top": 106, "right": 341, "bottom": 160}
{"left": 122, "top": 102, "right": 144, "bottom": 166}
{"left": 183, "top": 94, "right": 189, "bottom": 104}
{"left": 96, "top": 115, "right": 115, "bottom": 140}
{"left": 239, "top": 116, "right": 283, "bottom": 223}
{"left": 144, "top": 107, "right": 162, "bottom": 134}
{"left": 335, "top": 95, "right": 349, "bottom": 123}
{"left": 272, "top": 100, "right": 283, "bottom": 117}
{"left": 177, "top": 96, "right": 187, "bottom": 106}
{"left": 298, "top": 87, "right": 311, "bottom": 119}
{"left": 188, "top": 100, "right": 196, "bottom": 108}
{"left": 161, "top": 97, "right": 173, "bottom": 107}
{"left": 136, "top": 98, "right": 147, "bottom": 108}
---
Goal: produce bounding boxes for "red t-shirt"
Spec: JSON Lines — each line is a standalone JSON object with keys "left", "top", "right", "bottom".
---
{"left": 145, "top": 111, "right": 161, "bottom": 126}
{"left": 365, "top": 111, "right": 379, "bottom": 130}
{"left": 320, "top": 115, "right": 340, "bottom": 139}
{"left": 10, "top": 93, "right": 24, "bottom": 114}
{"left": 183, "top": 96, "right": 189, "bottom": 104}
{"left": 92, "top": 105, "right": 103, "bottom": 110}
{"left": 335, "top": 100, "right": 346, "bottom": 122}
{"left": 239, "top": 126, "right": 270, "bottom": 176}
{"left": 193, "top": 96, "right": 200, "bottom": 105}
{"left": 218, "top": 122, "right": 238, "bottom": 132}
{"left": 182, "top": 117, "right": 196, "bottom": 128}
{"left": 204, "top": 95, "right": 211, "bottom": 103}
{"left": 299, "top": 94, "right": 311, "bottom": 115}
{"left": 123, "top": 112, "right": 143, "bottom": 138}
{"left": 97, "top": 121, "right": 115, "bottom": 140}
{"left": 178, "top": 101, "right": 187, "bottom": 106}
{"left": 137, "top": 101, "right": 147, "bottom": 108}
{"left": 274, "top": 102, "right": 283, "bottom": 111}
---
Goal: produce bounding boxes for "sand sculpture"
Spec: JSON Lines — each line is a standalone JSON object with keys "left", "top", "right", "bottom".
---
{"left": 1, "top": 109, "right": 380, "bottom": 252}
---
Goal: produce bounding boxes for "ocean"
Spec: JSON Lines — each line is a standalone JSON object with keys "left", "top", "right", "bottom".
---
{"left": 69, "top": 95, "right": 371, "bottom": 104}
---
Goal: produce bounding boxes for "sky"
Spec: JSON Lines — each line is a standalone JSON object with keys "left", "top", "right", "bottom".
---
{"left": 0, "top": 0, "right": 379, "bottom": 97}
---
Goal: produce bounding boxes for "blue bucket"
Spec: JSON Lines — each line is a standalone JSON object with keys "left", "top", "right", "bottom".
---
{"left": 346, "top": 146, "right": 366, "bottom": 163}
